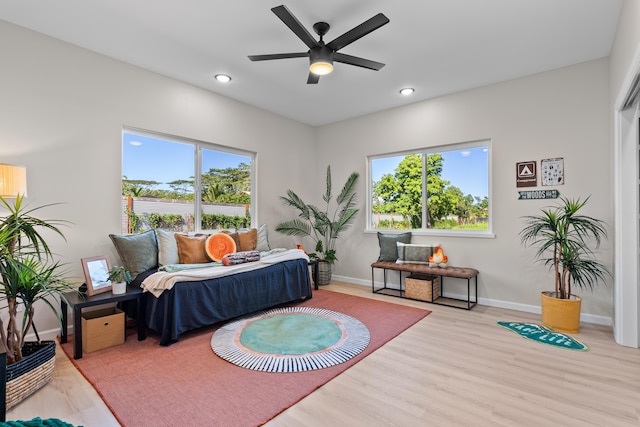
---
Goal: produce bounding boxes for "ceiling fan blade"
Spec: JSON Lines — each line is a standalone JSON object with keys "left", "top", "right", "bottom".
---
{"left": 327, "top": 13, "right": 389, "bottom": 51}
{"left": 271, "top": 5, "right": 318, "bottom": 50}
{"left": 248, "top": 52, "right": 308, "bottom": 61}
{"left": 334, "top": 52, "right": 385, "bottom": 71}
{"left": 307, "top": 72, "right": 320, "bottom": 84}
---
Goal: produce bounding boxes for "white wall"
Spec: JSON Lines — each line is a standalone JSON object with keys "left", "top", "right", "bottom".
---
{"left": 1, "top": 19, "right": 614, "bottom": 336}
{"left": 0, "top": 20, "right": 316, "bottom": 334}
{"left": 317, "top": 58, "right": 612, "bottom": 319}
{"left": 610, "top": 0, "right": 640, "bottom": 98}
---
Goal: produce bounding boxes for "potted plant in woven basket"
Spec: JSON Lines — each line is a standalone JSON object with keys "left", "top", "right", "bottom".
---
{"left": 519, "top": 196, "right": 609, "bottom": 333}
{"left": 276, "top": 165, "right": 359, "bottom": 286}
{"left": 0, "top": 195, "right": 75, "bottom": 409}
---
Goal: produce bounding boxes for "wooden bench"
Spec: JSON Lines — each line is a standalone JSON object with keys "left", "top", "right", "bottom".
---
{"left": 371, "top": 261, "right": 479, "bottom": 310}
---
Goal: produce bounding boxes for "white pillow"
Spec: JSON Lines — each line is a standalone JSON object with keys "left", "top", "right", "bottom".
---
{"left": 396, "top": 242, "right": 438, "bottom": 265}
{"left": 256, "top": 224, "right": 271, "bottom": 252}
{"left": 156, "top": 229, "right": 180, "bottom": 266}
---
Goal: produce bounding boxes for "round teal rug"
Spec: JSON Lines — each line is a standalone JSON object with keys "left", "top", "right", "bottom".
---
{"left": 211, "top": 307, "right": 370, "bottom": 372}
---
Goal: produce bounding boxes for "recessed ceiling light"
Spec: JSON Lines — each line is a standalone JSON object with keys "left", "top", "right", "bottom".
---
{"left": 399, "top": 88, "right": 415, "bottom": 96}
{"left": 215, "top": 74, "right": 232, "bottom": 83}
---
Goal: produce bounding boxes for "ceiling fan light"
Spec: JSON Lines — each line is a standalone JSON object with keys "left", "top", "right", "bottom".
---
{"left": 310, "top": 61, "right": 333, "bottom": 75}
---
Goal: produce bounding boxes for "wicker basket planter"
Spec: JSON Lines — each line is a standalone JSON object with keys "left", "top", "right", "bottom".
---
{"left": 6, "top": 340, "right": 56, "bottom": 410}
{"left": 405, "top": 274, "right": 440, "bottom": 302}
{"left": 317, "top": 261, "right": 332, "bottom": 286}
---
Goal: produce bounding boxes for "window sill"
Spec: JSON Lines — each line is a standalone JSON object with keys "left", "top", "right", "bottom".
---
{"left": 365, "top": 229, "right": 496, "bottom": 239}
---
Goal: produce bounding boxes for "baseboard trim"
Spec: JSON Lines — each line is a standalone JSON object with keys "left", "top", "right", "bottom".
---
{"left": 332, "top": 274, "right": 613, "bottom": 327}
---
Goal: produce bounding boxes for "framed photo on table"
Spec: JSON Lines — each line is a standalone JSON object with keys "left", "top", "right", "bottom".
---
{"left": 81, "top": 256, "right": 112, "bottom": 296}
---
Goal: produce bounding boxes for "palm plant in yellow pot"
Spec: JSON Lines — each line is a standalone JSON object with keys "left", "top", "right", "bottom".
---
{"left": 520, "top": 196, "right": 609, "bottom": 332}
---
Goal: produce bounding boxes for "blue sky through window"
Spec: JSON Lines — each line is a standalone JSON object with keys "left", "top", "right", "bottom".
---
{"left": 122, "top": 132, "right": 250, "bottom": 191}
{"left": 372, "top": 146, "right": 488, "bottom": 199}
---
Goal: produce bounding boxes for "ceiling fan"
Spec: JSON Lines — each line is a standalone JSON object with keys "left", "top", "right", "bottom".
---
{"left": 248, "top": 5, "right": 390, "bottom": 84}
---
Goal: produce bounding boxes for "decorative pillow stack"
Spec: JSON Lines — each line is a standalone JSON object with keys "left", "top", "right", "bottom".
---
{"left": 375, "top": 232, "right": 438, "bottom": 265}
{"left": 156, "top": 225, "right": 269, "bottom": 266}
{"left": 110, "top": 226, "right": 272, "bottom": 278}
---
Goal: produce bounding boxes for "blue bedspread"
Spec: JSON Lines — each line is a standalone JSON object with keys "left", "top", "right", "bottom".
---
{"left": 139, "top": 258, "right": 312, "bottom": 345}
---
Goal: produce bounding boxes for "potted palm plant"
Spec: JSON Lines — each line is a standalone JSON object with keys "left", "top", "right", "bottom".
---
{"left": 519, "top": 196, "right": 609, "bottom": 332}
{"left": 276, "top": 165, "right": 359, "bottom": 286}
{"left": 0, "top": 194, "right": 75, "bottom": 409}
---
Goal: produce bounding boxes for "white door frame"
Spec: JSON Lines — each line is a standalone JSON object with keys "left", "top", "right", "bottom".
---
{"left": 613, "top": 45, "right": 640, "bottom": 348}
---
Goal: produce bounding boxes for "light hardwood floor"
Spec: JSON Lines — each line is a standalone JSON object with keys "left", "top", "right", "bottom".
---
{"left": 7, "top": 282, "right": 640, "bottom": 426}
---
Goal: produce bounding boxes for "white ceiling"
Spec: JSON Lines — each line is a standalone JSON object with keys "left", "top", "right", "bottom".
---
{"left": 0, "top": 0, "right": 623, "bottom": 126}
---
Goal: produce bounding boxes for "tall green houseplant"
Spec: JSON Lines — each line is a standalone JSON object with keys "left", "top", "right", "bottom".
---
{"left": 0, "top": 195, "right": 74, "bottom": 364}
{"left": 276, "top": 166, "right": 359, "bottom": 278}
{"left": 520, "top": 196, "right": 609, "bottom": 331}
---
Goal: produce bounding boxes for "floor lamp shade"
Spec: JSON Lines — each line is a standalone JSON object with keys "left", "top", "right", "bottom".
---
{"left": 0, "top": 164, "right": 27, "bottom": 198}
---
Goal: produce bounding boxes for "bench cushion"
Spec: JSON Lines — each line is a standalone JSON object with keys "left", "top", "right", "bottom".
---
{"left": 371, "top": 261, "right": 479, "bottom": 280}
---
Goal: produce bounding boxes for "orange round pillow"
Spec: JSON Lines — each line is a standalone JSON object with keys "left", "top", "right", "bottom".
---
{"left": 205, "top": 233, "right": 237, "bottom": 262}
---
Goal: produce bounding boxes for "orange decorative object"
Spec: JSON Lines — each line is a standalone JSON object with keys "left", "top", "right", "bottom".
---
{"left": 296, "top": 244, "right": 307, "bottom": 254}
{"left": 428, "top": 246, "right": 448, "bottom": 267}
{"left": 205, "top": 233, "right": 237, "bottom": 262}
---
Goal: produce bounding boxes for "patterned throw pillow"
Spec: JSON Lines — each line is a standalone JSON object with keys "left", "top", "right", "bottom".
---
{"left": 396, "top": 243, "right": 437, "bottom": 264}
{"left": 377, "top": 232, "right": 412, "bottom": 262}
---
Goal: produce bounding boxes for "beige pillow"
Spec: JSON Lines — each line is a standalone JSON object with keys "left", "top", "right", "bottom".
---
{"left": 175, "top": 233, "right": 210, "bottom": 264}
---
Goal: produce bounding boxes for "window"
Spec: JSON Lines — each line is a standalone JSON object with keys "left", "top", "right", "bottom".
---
{"left": 121, "top": 128, "right": 255, "bottom": 234}
{"left": 368, "top": 140, "right": 490, "bottom": 235}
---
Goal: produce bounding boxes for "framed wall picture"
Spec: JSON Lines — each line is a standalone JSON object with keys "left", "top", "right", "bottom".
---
{"left": 81, "top": 256, "right": 112, "bottom": 296}
{"left": 541, "top": 157, "right": 564, "bottom": 186}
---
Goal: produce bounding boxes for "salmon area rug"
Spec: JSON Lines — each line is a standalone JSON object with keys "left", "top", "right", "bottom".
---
{"left": 60, "top": 289, "right": 430, "bottom": 427}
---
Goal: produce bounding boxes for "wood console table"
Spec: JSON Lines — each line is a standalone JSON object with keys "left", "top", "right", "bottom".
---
{"left": 371, "top": 261, "right": 479, "bottom": 310}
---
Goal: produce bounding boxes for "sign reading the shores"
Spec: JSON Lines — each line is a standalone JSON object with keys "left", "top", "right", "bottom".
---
{"left": 518, "top": 189, "right": 560, "bottom": 200}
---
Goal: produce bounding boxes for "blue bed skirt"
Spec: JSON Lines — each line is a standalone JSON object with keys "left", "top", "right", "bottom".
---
{"left": 142, "top": 258, "right": 312, "bottom": 345}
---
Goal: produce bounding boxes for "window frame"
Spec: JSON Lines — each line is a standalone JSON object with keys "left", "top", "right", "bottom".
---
{"left": 122, "top": 126, "right": 256, "bottom": 233}
{"left": 366, "top": 139, "right": 494, "bottom": 238}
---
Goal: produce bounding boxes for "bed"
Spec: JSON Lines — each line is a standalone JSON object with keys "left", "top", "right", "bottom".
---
{"left": 110, "top": 228, "right": 313, "bottom": 346}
